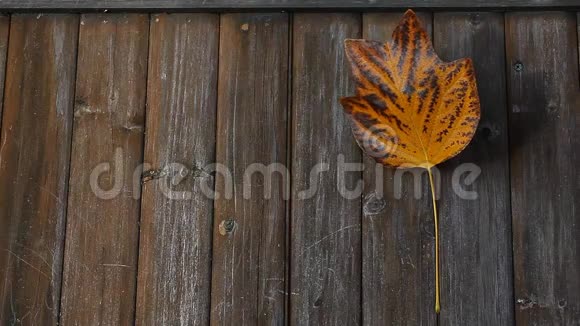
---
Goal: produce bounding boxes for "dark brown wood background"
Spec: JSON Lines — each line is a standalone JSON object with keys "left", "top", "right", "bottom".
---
{"left": 0, "top": 5, "right": 578, "bottom": 326}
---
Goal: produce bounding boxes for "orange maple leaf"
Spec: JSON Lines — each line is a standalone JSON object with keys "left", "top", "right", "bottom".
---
{"left": 340, "top": 9, "right": 481, "bottom": 314}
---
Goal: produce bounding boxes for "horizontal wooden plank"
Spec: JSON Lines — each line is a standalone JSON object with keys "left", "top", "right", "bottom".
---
{"left": 0, "top": 0, "right": 578, "bottom": 10}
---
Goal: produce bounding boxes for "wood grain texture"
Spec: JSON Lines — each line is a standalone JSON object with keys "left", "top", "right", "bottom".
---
{"left": 210, "top": 13, "right": 288, "bottom": 326}
{"left": 59, "top": 14, "right": 148, "bottom": 325}
{"left": 506, "top": 12, "right": 580, "bottom": 325}
{"left": 0, "top": 16, "right": 9, "bottom": 127}
{"left": 290, "top": 13, "right": 362, "bottom": 326}
{"left": 433, "top": 12, "right": 514, "bottom": 325}
{"left": 360, "top": 12, "right": 436, "bottom": 326}
{"left": 0, "top": 14, "right": 78, "bottom": 325}
{"left": 0, "top": 0, "right": 579, "bottom": 10}
{"left": 135, "top": 13, "right": 219, "bottom": 326}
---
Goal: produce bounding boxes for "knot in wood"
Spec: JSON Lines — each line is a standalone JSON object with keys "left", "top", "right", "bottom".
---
{"left": 219, "top": 218, "right": 236, "bottom": 235}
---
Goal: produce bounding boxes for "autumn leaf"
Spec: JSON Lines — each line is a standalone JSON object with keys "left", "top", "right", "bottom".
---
{"left": 340, "top": 9, "right": 481, "bottom": 314}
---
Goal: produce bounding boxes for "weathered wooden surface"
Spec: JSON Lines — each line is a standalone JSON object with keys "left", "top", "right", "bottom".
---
{"left": 290, "top": 13, "right": 362, "bottom": 326}
{"left": 361, "top": 12, "right": 436, "bottom": 326}
{"left": 434, "top": 12, "right": 514, "bottom": 325}
{"left": 0, "top": 16, "right": 8, "bottom": 126}
{"left": 135, "top": 13, "right": 219, "bottom": 326}
{"left": 506, "top": 11, "right": 580, "bottom": 325}
{"left": 59, "top": 14, "right": 148, "bottom": 325}
{"left": 0, "top": 10, "right": 578, "bottom": 326}
{"left": 0, "top": 14, "right": 78, "bottom": 325}
{"left": 210, "top": 13, "right": 289, "bottom": 325}
{"left": 0, "top": 0, "right": 579, "bottom": 10}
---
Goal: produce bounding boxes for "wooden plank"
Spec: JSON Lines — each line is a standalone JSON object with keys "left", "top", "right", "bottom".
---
{"left": 0, "top": 14, "right": 78, "bottom": 325}
{"left": 59, "top": 14, "right": 148, "bottom": 325}
{"left": 360, "top": 12, "right": 436, "bottom": 326}
{"left": 506, "top": 12, "right": 580, "bottom": 325}
{"left": 0, "top": 15, "right": 9, "bottom": 126}
{"left": 210, "top": 13, "right": 288, "bottom": 325}
{"left": 290, "top": 13, "right": 361, "bottom": 325}
{"left": 433, "top": 12, "right": 514, "bottom": 324}
{"left": 0, "top": 0, "right": 579, "bottom": 10}
{"left": 135, "top": 13, "right": 219, "bottom": 325}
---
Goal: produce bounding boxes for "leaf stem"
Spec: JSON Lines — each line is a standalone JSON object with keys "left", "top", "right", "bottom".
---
{"left": 427, "top": 166, "right": 440, "bottom": 314}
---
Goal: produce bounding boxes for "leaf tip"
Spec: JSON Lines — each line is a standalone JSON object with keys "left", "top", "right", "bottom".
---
{"left": 339, "top": 96, "right": 355, "bottom": 114}
{"left": 403, "top": 9, "right": 417, "bottom": 17}
{"left": 465, "top": 57, "right": 476, "bottom": 70}
{"left": 401, "top": 9, "right": 419, "bottom": 25}
{"left": 343, "top": 38, "right": 368, "bottom": 63}
{"left": 343, "top": 38, "right": 363, "bottom": 50}
{"left": 393, "top": 9, "right": 430, "bottom": 47}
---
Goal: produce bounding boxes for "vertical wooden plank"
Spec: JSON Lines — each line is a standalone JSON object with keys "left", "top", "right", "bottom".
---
{"left": 59, "top": 14, "right": 148, "bottom": 325}
{"left": 506, "top": 12, "right": 580, "bottom": 325}
{"left": 360, "top": 12, "right": 436, "bottom": 326}
{"left": 210, "top": 13, "right": 288, "bottom": 325}
{"left": 0, "top": 15, "right": 9, "bottom": 125}
{"left": 433, "top": 12, "right": 514, "bottom": 325}
{"left": 290, "top": 13, "right": 361, "bottom": 325}
{"left": 135, "top": 13, "right": 218, "bottom": 325}
{"left": 0, "top": 14, "right": 78, "bottom": 325}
